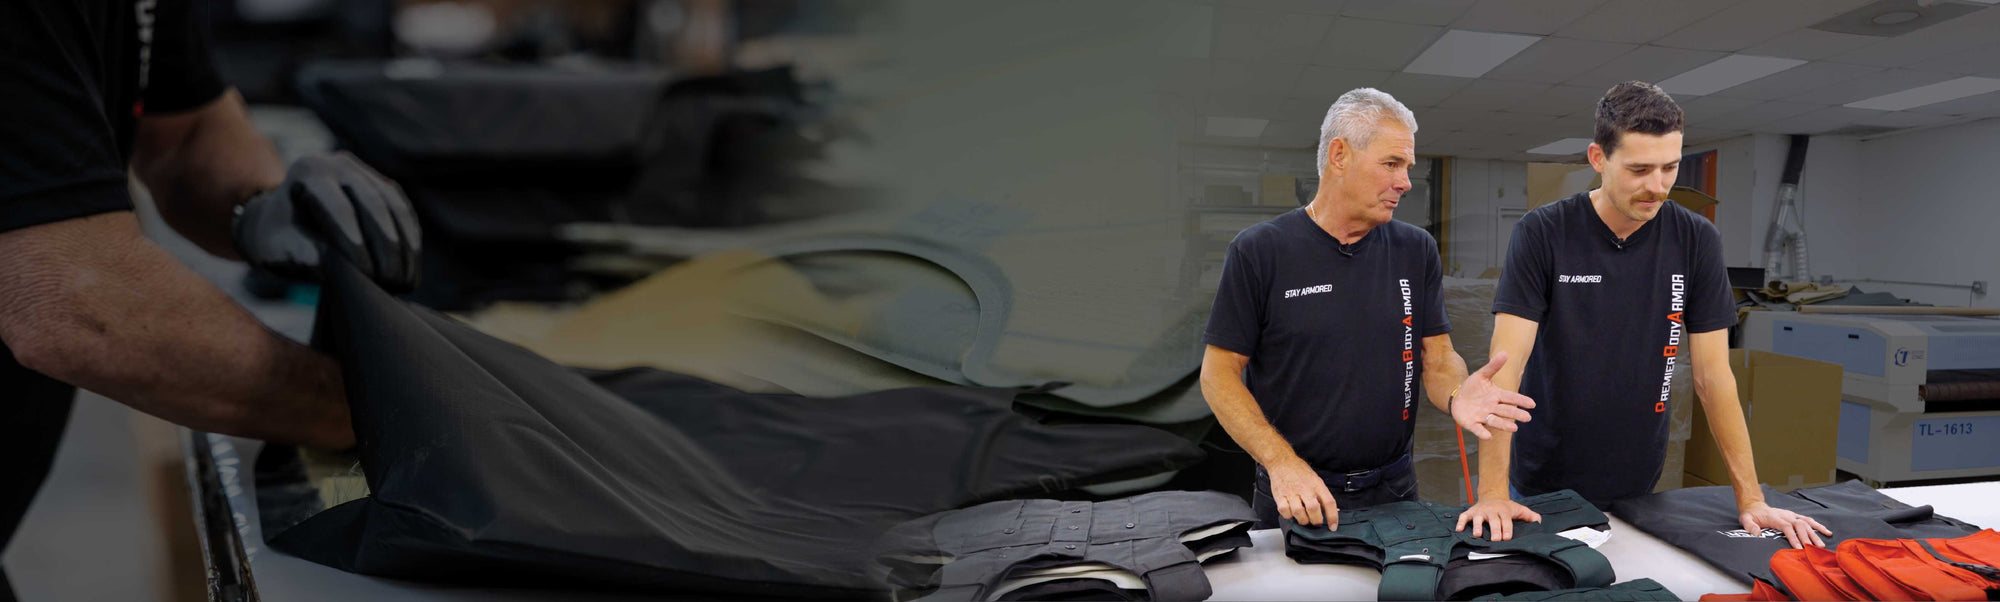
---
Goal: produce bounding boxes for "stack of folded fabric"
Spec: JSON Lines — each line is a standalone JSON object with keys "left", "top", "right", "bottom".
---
{"left": 1613, "top": 480, "right": 1985, "bottom": 600}
{"left": 1698, "top": 529, "right": 2000, "bottom": 601}
{"left": 1284, "top": 489, "right": 1619, "bottom": 601}
{"left": 874, "top": 491, "right": 1256, "bottom": 601}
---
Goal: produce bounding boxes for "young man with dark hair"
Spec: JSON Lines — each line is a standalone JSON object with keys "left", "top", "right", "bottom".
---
{"left": 1451, "top": 82, "right": 1834, "bottom": 549}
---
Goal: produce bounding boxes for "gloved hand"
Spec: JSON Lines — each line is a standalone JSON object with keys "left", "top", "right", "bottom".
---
{"left": 234, "top": 152, "right": 422, "bottom": 292}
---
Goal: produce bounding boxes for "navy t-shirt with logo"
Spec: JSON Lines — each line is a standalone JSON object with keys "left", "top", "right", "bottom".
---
{"left": 1203, "top": 209, "right": 1450, "bottom": 473}
{"left": 1493, "top": 192, "right": 1734, "bottom": 506}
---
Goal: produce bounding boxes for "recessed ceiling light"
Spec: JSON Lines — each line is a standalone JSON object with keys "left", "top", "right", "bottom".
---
{"left": 1526, "top": 137, "right": 1593, "bottom": 155}
{"left": 1402, "top": 30, "right": 1544, "bottom": 79}
{"left": 1656, "top": 55, "right": 1806, "bottom": 96}
{"left": 1204, "top": 116, "right": 1269, "bottom": 138}
{"left": 1845, "top": 76, "right": 2000, "bottom": 111}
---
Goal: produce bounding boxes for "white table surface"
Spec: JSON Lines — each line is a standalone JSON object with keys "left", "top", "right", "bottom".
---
{"left": 1204, "top": 482, "right": 2000, "bottom": 601}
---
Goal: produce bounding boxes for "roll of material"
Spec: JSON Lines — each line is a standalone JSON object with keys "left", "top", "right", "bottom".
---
{"left": 1920, "top": 381, "right": 2000, "bottom": 402}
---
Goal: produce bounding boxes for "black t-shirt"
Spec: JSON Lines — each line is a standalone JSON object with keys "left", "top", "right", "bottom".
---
{"left": 1203, "top": 209, "right": 1450, "bottom": 472}
{"left": 1493, "top": 192, "right": 1734, "bottom": 506}
{"left": 1, "top": 0, "right": 225, "bottom": 234}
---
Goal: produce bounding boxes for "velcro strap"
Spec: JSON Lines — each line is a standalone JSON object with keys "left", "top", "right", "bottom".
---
{"left": 1141, "top": 562, "right": 1212, "bottom": 600}
{"left": 1380, "top": 560, "right": 1444, "bottom": 601}
{"left": 1546, "top": 539, "right": 1617, "bottom": 589}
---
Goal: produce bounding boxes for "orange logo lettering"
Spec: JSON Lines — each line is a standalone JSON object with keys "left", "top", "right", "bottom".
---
{"left": 1663, "top": 345, "right": 1678, "bottom": 357}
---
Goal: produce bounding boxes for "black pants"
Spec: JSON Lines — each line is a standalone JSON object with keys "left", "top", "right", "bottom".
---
{"left": 1251, "top": 458, "right": 1419, "bottom": 529}
{"left": 0, "top": 344, "right": 79, "bottom": 602}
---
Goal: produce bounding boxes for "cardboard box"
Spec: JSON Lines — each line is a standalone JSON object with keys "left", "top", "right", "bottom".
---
{"left": 1684, "top": 471, "right": 1722, "bottom": 489}
{"left": 1685, "top": 349, "right": 1841, "bottom": 492}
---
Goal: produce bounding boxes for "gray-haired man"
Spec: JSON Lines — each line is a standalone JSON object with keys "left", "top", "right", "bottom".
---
{"left": 1200, "top": 88, "right": 1535, "bottom": 528}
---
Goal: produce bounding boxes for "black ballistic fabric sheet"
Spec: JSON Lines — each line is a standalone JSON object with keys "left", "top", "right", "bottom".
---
{"left": 263, "top": 260, "right": 1205, "bottom": 596}
{"left": 1609, "top": 480, "right": 1982, "bottom": 596}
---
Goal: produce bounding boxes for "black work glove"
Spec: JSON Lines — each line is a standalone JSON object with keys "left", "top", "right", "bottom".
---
{"left": 233, "top": 152, "right": 422, "bottom": 293}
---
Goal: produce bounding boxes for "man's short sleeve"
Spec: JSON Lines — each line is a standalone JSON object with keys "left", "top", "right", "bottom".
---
{"left": 142, "top": 0, "right": 226, "bottom": 114}
{"left": 1202, "top": 232, "right": 1270, "bottom": 356}
{"left": 1422, "top": 232, "right": 1451, "bottom": 337}
{"left": 0, "top": 2, "right": 134, "bottom": 234}
{"left": 1492, "top": 213, "right": 1552, "bottom": 322}
{"left": 1686, "top": 218, "right": 1736, "bottom": 333}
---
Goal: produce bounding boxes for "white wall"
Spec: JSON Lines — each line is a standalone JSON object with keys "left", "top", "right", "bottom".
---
{"left": 1447, "top": 158, "right": 1528, "bottom": 277}
{"left": 1796, "top": 118, "right": 2000, "bottom": 308}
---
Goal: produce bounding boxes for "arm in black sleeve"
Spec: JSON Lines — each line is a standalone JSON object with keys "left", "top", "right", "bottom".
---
{"left": 1423, "top": 231, "right": 1451, "bottom": 337}
{"left": 1686, "top": 218, "right": 1736, "bottom": 333}
{"left": 1492, "top": 214, "right": 1552, "bottom": 321}
{"left": 1201, "top": 231, "right": 1270, "bottom": 356}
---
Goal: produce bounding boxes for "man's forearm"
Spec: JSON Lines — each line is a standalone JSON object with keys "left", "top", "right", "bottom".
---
{"left": 1696, "top": 372, "right": 1766, "bottom": 509}
{"left": 1200, "top": 362, "right": 1305, "bottom": 470}
{"left": 132, "top": 89, "right": 286, "bottom": 260}
{"left": 1477, "top": 430, "right": 1512, "bottom": 498}
{"left": 0, "top": 213, "right": 352, "bottom": 449}
{"left": 1422, "top": 350, "right": 1469, "bottom": 414}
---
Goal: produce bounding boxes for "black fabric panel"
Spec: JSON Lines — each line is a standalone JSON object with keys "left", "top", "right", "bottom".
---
{"left": 264, "top": 259, "right": 1203, "bottom": 596}
{"left": 1610, "top": 481, "right": 1981, "bottom": 595}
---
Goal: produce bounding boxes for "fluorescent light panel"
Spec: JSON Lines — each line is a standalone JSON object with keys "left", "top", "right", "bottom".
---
{"left": 1204, "top": 116, "right": 1269, "bottom": 138}
{"left": 1657, "top": 55, "right": 1806, "bottom": 96}
{"left": 1403, "top": 30, "right": 1543, "bottom": 78}
{"left": 1526, "top": 137, "right": 1592, "bottom": 155}
{"left": 1845, "top": 76, "right": 2000, "bottom": 111}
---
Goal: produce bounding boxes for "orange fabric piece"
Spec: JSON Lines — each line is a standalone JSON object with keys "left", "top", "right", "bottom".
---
{"left": 1837, "top": 536, "right": 1993, "bottom": 601}
{"left": 1797, "top": 545, "right": 1871, "bottom": 601}
{"left": 1769, "top": 547, "right": 1860, "bottom": 601}
{"left": 1926, "top": 529, "right": 2000, "bottom": 569}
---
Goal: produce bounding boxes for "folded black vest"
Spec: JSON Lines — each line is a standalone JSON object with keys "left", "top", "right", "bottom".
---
{"left": 260, "top": 260, "right": 1206, "bottom": 597}
{"left": 875, "top": 490, "right": 1255, "bottom": 601}
{"left": 1470, "top": 578, "right": 1678, "bottom": 601}
{"left": 1610, "top": 480, "right": 1982, "bottom": 598}
{"left": 1285, "top": 489, "right": 1617, "bottom": 601}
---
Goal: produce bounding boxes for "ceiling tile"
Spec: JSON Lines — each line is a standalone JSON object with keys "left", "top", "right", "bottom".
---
{"left": 1259, "top": 119, "right": 1322, "bottom": 147}
{"left": 1220, "top": 0, "right": 1350, "bottom": 15}
{"left": 1414, "top": 126, "right": 1452, "bottom": 145}
{"left": 1211, "top": 8, "right": 1334, "bottom": 63}
{"left": 1482, "top": 37, "right": 1638, "bottom": 84}
{"left": 1783, "top": 68, "right": 1959, "bottom": 105}
{"left": 1852, "top": 110, "right": 1957, "bottom": 128}
{"left": 1290, "top": 66, "right": 1393, "bottom": 100}
{"left": 1410, "top": 107, "right": 1489, "bottom": 131}
{"left": 1477, "top": 110, "right": 1563, "bottom": 135}
{"left": 1911, "top": 41, "right": 2000, "bottom": 77}
{"left": 1738, "top": 28, "right": 1882, "bottom": 61}
{"left": 1211, "top": 60, "right": 1306, "bottom": 95}
{"left": 1563, "top": 45, "right": 1728, "bottom": 89}
{"left": 1204, "top": 89, "right": 1290, "bottom": 119}
{"left": 1550, "top": 0, "right": 1735, "bottom": 44}
{"left": 1681, "top": 127, "right": 1746, "bottom": 146}
{"left": 1903, "top": 89, "right": 2000, "bottom": 116}
{"left": 1824, "top": 5, "right": 2000, "bottom": 68}
{"left": 1374, "top": 72, "right": 1476, "bottom": 107}
{"left": 1279, "top": 97, "right": 1334, "bottom": 123}
{"left": 1339, "top": 0, "right": 1476, "bottom": 26}
{"left": 1653, "top": 0, "right": 1874, "bottom": 52}
{"left": 1759, "top": 106, "right": 1886, "bottom": 135}
{"left": 1448, "top": 0, "right": 1607, "bottom": 35}
{"left": 1506, "top": 84, "right": 1606, "bottom": 116}
{"left": 1676, "top": 94, "right": 1763, "bottom": 122}
{"left": 1437, "top": 79, "right": 1553, "bottom": 109}
{"left": 1699, "top": 101, "right": 1829, "bottom": 130}
{"left": 1708, "top": 61, "right": 1882, "bottom": 101}
{"left": 1310, "top": 18, "right": 1445, "bottom": 71}
{"left": 1154, "top": 58, "right": 1212, "bottom": 95}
